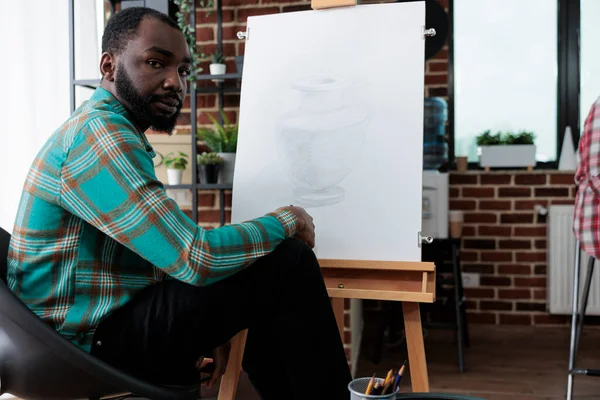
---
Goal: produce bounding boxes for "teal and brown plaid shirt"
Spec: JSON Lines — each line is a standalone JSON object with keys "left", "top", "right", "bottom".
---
{"left": 7, "top": 87, "right": 299, "bottom": 352}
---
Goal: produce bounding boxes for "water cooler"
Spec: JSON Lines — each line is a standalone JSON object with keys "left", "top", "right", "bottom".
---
{"left": 421, "top": 97, "right": 449, "bottom": 239}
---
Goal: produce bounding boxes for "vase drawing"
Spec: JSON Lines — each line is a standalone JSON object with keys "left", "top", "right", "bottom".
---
{"left": 277, "top": 75, "right": 370, "bottom": 207}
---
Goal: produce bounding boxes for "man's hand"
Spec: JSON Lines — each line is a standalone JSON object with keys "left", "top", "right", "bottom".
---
{"left": 196, "top": 341, "right": 231, "bottom": 389}
{"left": 278, "top": 205, "right": 315, "bottom": 248}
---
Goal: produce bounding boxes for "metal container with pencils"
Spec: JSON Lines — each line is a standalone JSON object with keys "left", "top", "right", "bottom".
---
{"left": 348, "top": 377, "right": 398, "bottom": 400}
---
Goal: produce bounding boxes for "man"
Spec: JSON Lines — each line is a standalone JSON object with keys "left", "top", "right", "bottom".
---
{"left": 6, "top": 7, "right": 352, "bottom": 399}
{"left": 574, "top": 96, "right": 600, "bottom": 260}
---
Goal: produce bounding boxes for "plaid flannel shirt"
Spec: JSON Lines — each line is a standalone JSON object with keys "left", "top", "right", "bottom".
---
{"left": 7, "top": 87, "right": 299, "bottom": 352}
{"left": 574, "top": 96, "right": 600, "bottom": 259}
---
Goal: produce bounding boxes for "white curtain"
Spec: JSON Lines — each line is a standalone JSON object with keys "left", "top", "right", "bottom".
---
{"left": 0, "top": 1, "right": 103, "bottom": 233}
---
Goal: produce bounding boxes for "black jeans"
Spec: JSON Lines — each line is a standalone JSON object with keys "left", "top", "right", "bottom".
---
{"left": 90, "top": 238, "right": 352, "bottom": 399}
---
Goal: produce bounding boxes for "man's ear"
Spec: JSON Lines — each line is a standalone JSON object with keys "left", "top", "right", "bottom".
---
{"left": 99, "top": 52, "right": 117, "bottom": 82}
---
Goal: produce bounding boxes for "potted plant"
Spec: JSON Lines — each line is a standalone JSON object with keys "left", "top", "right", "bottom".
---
{"left": 197, "top": 110, "right": 238, "bottom": 184}
{"left": 163, "top": 151, "right": 188, "bottom": 185}
{"left": 197, "top": 152, "right": 223, "bottom": 184}
{"left": 209, "top": 51, "right": 226, "bottom": 81}
{"left": 476, "top": 130, "right": 536, "bottom": 171}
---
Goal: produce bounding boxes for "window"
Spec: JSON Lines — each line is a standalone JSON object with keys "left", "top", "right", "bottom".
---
{"left": 452, "top": 0, "right": 558, "bottom": 163}
{"left": 580, "top": 0, "right": 600, "bottom": 126}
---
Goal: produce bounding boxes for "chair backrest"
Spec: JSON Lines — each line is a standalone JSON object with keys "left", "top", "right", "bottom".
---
{"left": 0, "top": 226, "right": 9, "bottom": 284}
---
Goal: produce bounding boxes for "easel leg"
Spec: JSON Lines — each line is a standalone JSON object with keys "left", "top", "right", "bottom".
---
{"left": 218, "top": 329, "right": 248, "bottom": 400}
{"left": 332, "top": 297, "right": 345, "bottom": 339}
{"left": 402, "top": 302, "right": 430, "bottom": 392}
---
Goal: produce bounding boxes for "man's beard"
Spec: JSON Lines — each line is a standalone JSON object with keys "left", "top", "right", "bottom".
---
{"left": 114, "top": 65, "right": 182, "bottom": 134}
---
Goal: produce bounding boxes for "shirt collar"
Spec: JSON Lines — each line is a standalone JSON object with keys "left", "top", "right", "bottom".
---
{"left": 88, "top": 87, "right": 156, "bottom": 158}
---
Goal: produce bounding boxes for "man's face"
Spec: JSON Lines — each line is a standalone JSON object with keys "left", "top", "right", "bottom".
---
{"left": 113, "top": 17, "right": 191, "bottom": 134}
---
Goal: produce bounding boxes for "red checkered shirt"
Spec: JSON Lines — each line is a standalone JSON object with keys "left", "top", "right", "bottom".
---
{"left": 574, "top": 96, "right": 600, "bottom": 259}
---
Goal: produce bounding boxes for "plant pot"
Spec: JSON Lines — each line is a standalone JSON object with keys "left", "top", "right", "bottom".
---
{"left": 167, "top": 168, "right": 183, "bottom": 185}
{"left": 209, "top": 63, "right": 226, "bottom": 82}
{"left": 217, "top": 152, "right": 236, "bottom": 184}
{"left": 199, "top": 164, "right": 220, "bottom": 184}
{"left": 276, "top": 75, "right": 370, "bottom": 207}
{"left": 478, "top": 144, "right": 536, "bottom": 169}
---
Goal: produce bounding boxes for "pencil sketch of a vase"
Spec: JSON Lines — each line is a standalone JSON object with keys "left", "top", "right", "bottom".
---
{"left": 276, "top": 75, "right": 370, "bottom": 207}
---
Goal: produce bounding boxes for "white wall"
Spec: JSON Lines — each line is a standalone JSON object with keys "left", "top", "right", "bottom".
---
{"left": 0, "top": 1, "right": 103, "bottom": 233}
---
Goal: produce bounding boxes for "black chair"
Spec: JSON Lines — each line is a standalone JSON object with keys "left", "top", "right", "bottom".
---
{"left": 0, "top": 226, "right": 199, "bottom": 400}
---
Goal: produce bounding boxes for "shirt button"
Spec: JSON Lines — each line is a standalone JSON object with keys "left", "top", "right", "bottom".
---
{"left": 96, "top": 340, "right": 102, "bottom": 347}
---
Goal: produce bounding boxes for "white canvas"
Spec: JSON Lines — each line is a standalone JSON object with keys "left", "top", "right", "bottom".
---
{"left": 231, "top": 2, "right": 426, "bottom": 262}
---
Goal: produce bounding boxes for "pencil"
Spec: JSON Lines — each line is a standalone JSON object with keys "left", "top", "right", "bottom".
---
{"left": 394, "top": 360, "right": 408, "bottom": 391}
{"left": 383, "top": 368, "right": 394, "bottom": 386}
{"left": 365, "top": 373, "right": 376, "bottom": 395}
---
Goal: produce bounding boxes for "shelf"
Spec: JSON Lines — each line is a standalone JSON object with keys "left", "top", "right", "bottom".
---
{"left": 194, "top": 86, "right": 241, "bottom": 94}
{"left": 73, "top": 79, "right": 101, "bottom": 89}
{"left": 164, "top": 184, "right": 193, "bottom": 189}
{"left": 197, "top": 183, "right": 233, "bottom": 190}
{"left": 195, "top": 73, "right": 241, "bottom": 81}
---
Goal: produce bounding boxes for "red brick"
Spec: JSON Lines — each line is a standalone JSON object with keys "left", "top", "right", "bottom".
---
{"left": 571, "top": 186, "right": 577, "bottom": 197}
{"left": 433, "top": 48, "right": 449, "bottom": 60}
{"left": 480, "top": 174, "right": 511, "bottom": 185}
{"left": 449, "top": 174, "right": 478, "bottom": 185}
{"left": 223, "top": 0, "right": 258, "bottom": 5}
{"left": 551, "top": 199, "right": 574, "bottom": 205}
{"left": 498, "top": 187, "right": 531, "bottom": 197}
{"left": 514, "top": 226, "right": 546, "bottom": 237}
{"left": 514, "top": 277, "right": 546, "bottom": 287}
{"left": 464, "top": 239, "right": 496, "bottom": 249}
{"left": 425, "top": 74, "right": 448, "bottom": 85}
{"left": 428, "top": 61, "right": 447, "bottom": 72}
{"left": 198, "top": 209, "right": 232, "bottom": 223}
{"left": 467, "top": 312, "right": 497, "bottom": 324}
{"left": 463, "top": 264, "right": 494, "bottom": 274}
{"left": 344, "top": 313, "right": 350, "bottom": 327}
{"left": 479, "top": 200, "right": 511, "bottom": 210}
{"left": 449, "top": 200, "right": 476, "bottom": 210}
{"left": 223, "top": 94, "right": 241, "bottom": 108}
{"left": 498, "top": 289, "right": 531, "bottom": 299}
{"left": 182, "top": 94, "right": 217, "bottom": 109}
{"left": 497, "top": 264, "right": 532, "bottom": 275}
{"left": 462, "top": 226, "right": 476, "bottom": 236}
{"left": 177, "top": 112, "right": 190, "bottom": 126}
{"left": 534, "top": 265, "right": 547, "bottom": 275}
{"left": 462, "top": 187, "right": 495, "bottom": 198}
{"left": 514, "top": 174, "right": 547, "bottom": 185}
{"left": 499, "top": 314, "right": 532, "bottom": 325}
{"left": 535, "top": 187, "right": 569, "bottom": 197}
{"left": 449, "top": 187, "right": 459, "bottom": 198}
{"left": 480, "top": 276, "right": 511, "bottom": 286}
{"left": 196, "top": 9, "right": 234, "bottom": 23}
{"left": 428, "top": 87, "right": 448, "bottom": 97}
{"left": 238, "top": 7, "right": 279, "bottom": 22}
{"left": 533, "top": 289, "right": 547, "bottom": 300}
{"left": 480, "top": 301, "right": 513, "bottom": 311}
{"left": 464, "top": 213, "right": 497, "bottom": 223}
{"left": 514, "top": 200, "right": 549, "bottom": 210}
{"left": 198, "top": 110, "right": 237, "bottom": 125}
{"left": 516, "top": 302, "right": 546, "bottom": 312}
{"left": 501, "top": 213, "right": 534, "bottom": 224}
{"left": 461, "top": 251, "right": 479, "bottom": 262}
{"left": 535, "top": 239, "right": 547, "bottom": 249}
{"left": 465, "top": 288, "right": 495, "bottom": 298}
{"left": 195, "top": 26, "right": 214, "bottom": 41}
{"left": 550, "top": 173, "right": 575, "bottom": 185}
{"left": 516, "top": 252, "right": 546, "bottom": 262}
{"left": 198, "top": 43, "right": 236, "bottom": 60}
{"left": 534, "top": 314, "right": 568, "bottom": 325}
{"left": 465, "top": 300, "right": 478, "bottom": 310}
{"left": 198, "top": 193, "right": 216, "bottom": 207}
{"left": 481, "top": 251, "right": 513, "bottom": 262}
{"left": 344, "top": 330, "right": 351, "bottom": 343}
{"left": 478, "top": 225, "right": 511, "bottom": 236}
{"left": 238, "top": 42, "right": 245, "bottom": 55}
{"left": 498, "top": 240, "right": 531, "bottom": 250}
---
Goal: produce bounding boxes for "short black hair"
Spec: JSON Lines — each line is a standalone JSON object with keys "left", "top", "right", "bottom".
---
{"left": 101, "top": 7, "right": 181, "bottom": 55}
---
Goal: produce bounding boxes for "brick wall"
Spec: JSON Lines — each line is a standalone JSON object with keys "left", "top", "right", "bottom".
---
{"left": 450, "top": 171, "right": 579, "bottom": 326}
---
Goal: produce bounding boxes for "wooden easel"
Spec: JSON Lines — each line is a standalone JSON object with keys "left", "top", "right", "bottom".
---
{"left": 217, "top": 258, "right": 436, "bottom": 400}
{"left": 217, "top": 1, "right": 436, "bottom": 398}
